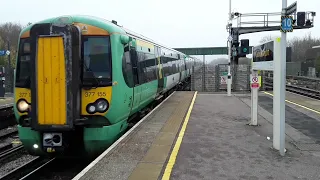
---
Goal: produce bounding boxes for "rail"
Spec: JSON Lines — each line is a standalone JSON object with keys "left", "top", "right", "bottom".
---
{"left": 0, "top": 157, "right": 53, "bottom": 180}
{"left": 0, "top": 145, "right": 24, "bottom": 160}
{"left": 264, "top": 82, "right": 320, "bottom": 100}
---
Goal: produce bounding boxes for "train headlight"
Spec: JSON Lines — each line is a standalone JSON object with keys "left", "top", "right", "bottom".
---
{"left": 96, "top": 99, "right": 108, "bottom": 112}
{"left": 86, "top": 99, "right": 109, "bottom": 114}
{"left": 17, "top": 99, "right": 29, "bottom": 113}
{"left": 87, "top": 105, "right": 96, "bottom": 114}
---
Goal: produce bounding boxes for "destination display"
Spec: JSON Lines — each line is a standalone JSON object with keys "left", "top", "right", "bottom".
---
{"left": 252, "top": 39, "right": 279, "bottom": 71}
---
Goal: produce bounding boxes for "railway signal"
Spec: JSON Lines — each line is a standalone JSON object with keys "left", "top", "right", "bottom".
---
{"left": 240, "top": 39, "right": 249, "bottom": 55}
{"left": 297, "top": 12, "right": 305, "bottom": 26}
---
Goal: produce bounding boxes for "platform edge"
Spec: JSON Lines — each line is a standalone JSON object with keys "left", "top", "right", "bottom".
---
{"left": 161, "top": 91, "right": 198, "bottom": 180}
{"left": 72, "top": 91, "right": 177, "bottom": 180}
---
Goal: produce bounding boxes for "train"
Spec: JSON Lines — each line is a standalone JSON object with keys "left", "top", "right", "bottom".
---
{"left": 14, "top": 15, "right": 202, "bottom": 158}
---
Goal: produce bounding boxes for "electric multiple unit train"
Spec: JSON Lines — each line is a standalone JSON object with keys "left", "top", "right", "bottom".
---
{"left": 14, "top": 15, "right": 201, "bottom": 157}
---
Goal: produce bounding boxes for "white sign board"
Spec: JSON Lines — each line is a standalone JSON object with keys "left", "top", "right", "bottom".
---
{"left": 250, "top": 74, "right": 259, "bottom": 83}
{"left": 252, "top": 38, "right": 281, "bottom": 71}
{"left": 250, "top": 73, "right": 259, "bottom": 89}
{"left": 220, "top": 75, "right": 232, "bottom": 85}
{"left": 220, "top": 76, "right": 227, "bottom": 85}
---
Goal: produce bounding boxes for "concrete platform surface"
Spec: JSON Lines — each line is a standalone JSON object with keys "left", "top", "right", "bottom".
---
{"left": 266, "top": 91, "right": 320, "bottom": 111}
{"left": 73, "top": 91, "right": 194, "bottom": 180}
{"left": 256, "top": 93, "right": 320, "bottom": 144}
{"left": 170, "top": 93, "right": 320, "bottom": 180}
{"left": 0, "top": 97, "right": 13, "bottom": 109}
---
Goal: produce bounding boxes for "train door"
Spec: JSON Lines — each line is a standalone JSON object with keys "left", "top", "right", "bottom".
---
{"left": 29, "top": 24, "right": 80, "bottom": 130}
{"left": 129, "top": 40, "right": 142, "bottom": 113}
{"left": 155, "top": 46, "right": 164, "bottom": 94}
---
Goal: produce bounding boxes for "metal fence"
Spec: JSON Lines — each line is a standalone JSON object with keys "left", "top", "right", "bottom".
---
{"left": 287, "top": 60, "right": 319, "bottom": 77}
{"left": 4, "top": 67, "right": 14, "bottom": 93}
{"left": 191, "top": 64, "right": 252, "bottom": 92}
{"left": 0, "top": 66, "right": 14, "bottom": 96}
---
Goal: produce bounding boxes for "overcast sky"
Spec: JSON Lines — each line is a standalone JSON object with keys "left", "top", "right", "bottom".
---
{"left": 1, "top": 0, "right": 319, "bottom": 60}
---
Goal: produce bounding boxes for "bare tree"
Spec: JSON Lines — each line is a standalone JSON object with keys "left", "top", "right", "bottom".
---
{"left": 0, "top": 22, "right": 24, "bottom": 67}
{"left": 287, "top": 32, "right": 320, "bottom": 62}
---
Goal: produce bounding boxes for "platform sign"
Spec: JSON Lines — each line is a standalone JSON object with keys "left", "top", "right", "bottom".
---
{"left": 252, "top": 38, "right": 281, "bottom": 71}
{"left": 220, "top": 75, "right": 232, "bottom": 85}
{"left": 280, "top": 16, "right": 293, "bottom": 32}
{"left": 220, "top": 75, "right": 227, "bottom": 85}
{"left": 220, "top": 72, "right": 232, "bottom": 85}
{"left": 221, "top": 72, "right": 228, "bottom": 76}
{"left": 250, "top": 73, "right": 260, "bottom": 89}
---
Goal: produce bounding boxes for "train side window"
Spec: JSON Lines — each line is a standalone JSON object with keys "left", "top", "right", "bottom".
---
{"left": 144, "top": 53, "right": 157, "bottom": 82}
{"left": 122, "top": 46, "right": 134, "bottom": 87}
{"left": 129, "top": 48, "right": 139, "bottom": 85}
{"left": 137, "top": 52, "right": 147, "bottom": 84}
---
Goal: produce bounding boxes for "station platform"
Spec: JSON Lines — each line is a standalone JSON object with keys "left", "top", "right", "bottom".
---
{"left": 0, "top": 97, "right": 13, "bottom": 109}
{"left": 73, "top": 91, "right": 320, "bottom": 180}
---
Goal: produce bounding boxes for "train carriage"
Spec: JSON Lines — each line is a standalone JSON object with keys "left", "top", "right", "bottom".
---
{"left": 14, "top": 15, "right": 200, "bottom": 158}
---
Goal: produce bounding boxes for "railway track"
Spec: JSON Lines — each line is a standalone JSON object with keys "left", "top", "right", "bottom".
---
{"left": 0, "top": 129, "right": 18, "bottom": 141}
{"left": 264, "top": 82, "right": 320, "bottom": 100}
{"left": 0, "top": 145, "right": 24, "bottom": 159}
{"left": 0, "top": 157, "right": 53, "bottom": 180}
{"left": 17, "top": 157, "right": 90, "bottom": 180}
{"left": 0, "top": 127, "right": 19, "bottom": 156}
{"left": 0, "top": 109, "right": 15, "bottom": 130}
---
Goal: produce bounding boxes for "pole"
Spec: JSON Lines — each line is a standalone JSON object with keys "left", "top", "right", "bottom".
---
{"left": 250, "top": 70, "right": 258, "bottom": 126}
{"left": 7, "top": 40, "right": 10, "bottom": 69}
{"left": 227, "top": 0, "right": 232, "bottom": 96}
{"left": 202, "top": 55, "right": 206, "bottom": 91}
{"left": 273, "top": 0, "right": 286, "bottom": 156}
{"left": 7, "top": 40, "right": 10, "bottom": 93}
{"left": 279, "top": 0, "right": 286, "bottom": 156}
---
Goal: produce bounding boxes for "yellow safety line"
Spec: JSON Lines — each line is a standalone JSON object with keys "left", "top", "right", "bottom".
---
{"left": 162, "top": 91, "right": 198, "bottom": 180}
{"left": 263, "top": 91, "right": 320, "bottom": 115}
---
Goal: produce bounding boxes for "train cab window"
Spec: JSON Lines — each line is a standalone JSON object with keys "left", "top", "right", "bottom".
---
{"left": 15, "top": 38, "right": 31, "bottom": 87}
{"left": 82, "top": 36, "right": 112, "bottom": 86}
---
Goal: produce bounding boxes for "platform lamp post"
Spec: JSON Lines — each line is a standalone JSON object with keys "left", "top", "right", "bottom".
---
{"left": 227, "top": 0, "right": 232, "bottom": 96}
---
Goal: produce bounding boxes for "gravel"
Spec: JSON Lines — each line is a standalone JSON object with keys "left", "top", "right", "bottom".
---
{"left": 0, "top": 125, "right": 18, "bottom": 137}
{"left": 0, "top": 153, "right": 37, "bottom": 177}
{"left": 22, "top": 158, "right": 91, "bottom": 180}
{"left": 0, "top": 126, "right": 19, "bottom": 150}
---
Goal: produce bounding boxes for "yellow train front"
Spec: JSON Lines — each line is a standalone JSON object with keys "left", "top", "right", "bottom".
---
{"left": 14, "top": 16, "right": 130, "bottom": 158}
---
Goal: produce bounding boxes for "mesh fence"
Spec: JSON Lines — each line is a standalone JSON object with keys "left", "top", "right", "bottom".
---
{"left": 191, "top": 64, "right": 252, "bottom": 92}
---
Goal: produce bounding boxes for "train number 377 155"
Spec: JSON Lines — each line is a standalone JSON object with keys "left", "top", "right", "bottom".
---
{"left": 84, "top": 92, "right": 106, "bottom": 97}
{"left": 19, "top": 92, "right": 31, "bottom": 98}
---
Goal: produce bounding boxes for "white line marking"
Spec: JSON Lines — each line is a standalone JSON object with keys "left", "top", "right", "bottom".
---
{"left": 72, "top": 91, "right": 176, "bottom": 180}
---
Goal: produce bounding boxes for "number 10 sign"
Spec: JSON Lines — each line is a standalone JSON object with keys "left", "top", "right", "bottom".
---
{"left": 280, "top": 15, "right": 293, "bottom": 32}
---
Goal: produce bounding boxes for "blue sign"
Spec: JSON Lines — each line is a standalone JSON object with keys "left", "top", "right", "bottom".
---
{"left": 281, "top": 16, "right": 293, "bottom": 32}
{"left": 0, "top": 50, "right": 6, "bottom": 56}
{"left": 0, "top": 50, "right": 10, "bottom": 56}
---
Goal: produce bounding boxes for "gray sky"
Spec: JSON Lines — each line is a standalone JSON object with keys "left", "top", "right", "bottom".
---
{"left": 1, "top": 0, "right": 319, "bottom": 60}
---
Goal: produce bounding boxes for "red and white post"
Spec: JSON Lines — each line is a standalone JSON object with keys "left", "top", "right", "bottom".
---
{"left": 250, "top": 70, "right": 259, "bottom": 126}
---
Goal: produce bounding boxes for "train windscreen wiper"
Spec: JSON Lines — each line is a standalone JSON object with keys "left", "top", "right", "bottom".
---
{"left": 83, "top": 62, "right": 101, "bottom": 88}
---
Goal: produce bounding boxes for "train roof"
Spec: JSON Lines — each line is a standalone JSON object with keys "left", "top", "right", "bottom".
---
{"left": 19, "top": 15, "right": 194, "bottom": 59}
